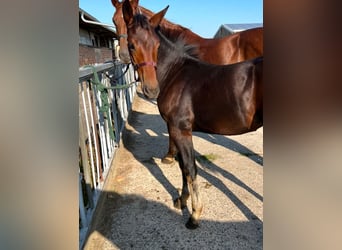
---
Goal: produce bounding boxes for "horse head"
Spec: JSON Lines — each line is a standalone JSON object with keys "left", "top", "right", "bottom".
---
{"left": 111, "top": 0, "right": 139, "bottom": 63}
{"left": 122, "top": 0, "right": 169, "bottom": 99}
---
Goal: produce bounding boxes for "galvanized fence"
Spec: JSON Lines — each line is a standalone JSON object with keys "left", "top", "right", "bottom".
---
{"left": 79, "top": 60, "right": 137, "bottom": 247}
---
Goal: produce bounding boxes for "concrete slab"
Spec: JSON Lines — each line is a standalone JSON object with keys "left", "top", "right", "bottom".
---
{"left": 83, "top": 89, "right": 263, "bottom": 249}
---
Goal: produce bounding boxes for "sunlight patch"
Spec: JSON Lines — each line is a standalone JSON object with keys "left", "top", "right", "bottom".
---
{"left": 145, "top": 128, "right": 158, "bottom": 137}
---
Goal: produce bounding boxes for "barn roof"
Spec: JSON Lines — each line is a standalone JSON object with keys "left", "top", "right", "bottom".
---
{"left": 79, "top": 8, "right": 118, "bottom": 39}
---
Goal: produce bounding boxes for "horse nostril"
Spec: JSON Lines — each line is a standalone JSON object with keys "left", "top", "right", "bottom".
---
{"left": 143, "top": 86, "right": 159, "bottom": 99}
{"left": 152, "top": 88, "right": 159, "bottom": 97}
{"left": 143, "top": 86, "right": 150, "bottom": 96}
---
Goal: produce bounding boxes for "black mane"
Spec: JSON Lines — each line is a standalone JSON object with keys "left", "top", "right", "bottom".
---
{"left": 132, "top": 14, "right": 199, "bottom": 60}
{"left": 130, "top": 14, "right": 151, "bottom": 30}
{"left": 157, "top": 28, "right": 199, "bottom": 60}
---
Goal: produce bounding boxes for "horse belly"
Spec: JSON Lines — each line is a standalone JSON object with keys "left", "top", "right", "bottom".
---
{"left": 194, "top": 112, "right": 258, "bottom": 136}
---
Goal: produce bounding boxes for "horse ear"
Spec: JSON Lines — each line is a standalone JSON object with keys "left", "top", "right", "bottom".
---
{"left": 111, "top": 0, "right": 119, "bottom": 8}
{"left": 122, "top": 0, "right": 134, "bottom": 25}
{"left": 149, "top": 5, "right": 169, "bottom": 28}
{"left": 129, "top": 0, "right": 139, "bottom": 10}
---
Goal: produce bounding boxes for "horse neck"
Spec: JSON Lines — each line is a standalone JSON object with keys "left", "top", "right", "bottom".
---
{"left": 140, "top": 6, "right": 203, "bottom": 43}
{"left": 160, "top": 25, "right": 203, "bottom": 44}
{"left": 155, "top": 30, "right": 186, "bottom": 86}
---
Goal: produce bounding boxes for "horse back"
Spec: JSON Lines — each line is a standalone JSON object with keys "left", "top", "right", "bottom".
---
{"left": 190, "top": 57, "right": 263, "bottom": 134}
{"left": 197, "top": 27, "right": 263, "bottom": 64}
{"left": 157, "top": 56, "right": 263, "bottom": 135}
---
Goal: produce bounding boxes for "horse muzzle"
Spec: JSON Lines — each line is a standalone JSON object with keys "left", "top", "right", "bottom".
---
{"left": 119, "top": 50, "right": 131, "bottom": 64}
{"left": 142, "top": 85, "right": 159, "bottom": 99}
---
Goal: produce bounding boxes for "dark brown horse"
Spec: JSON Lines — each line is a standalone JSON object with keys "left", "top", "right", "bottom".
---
{"left": 123, "top": 1, "right": 263, "bottom": 229}
{"left": 113, "top": 0, "right": 263, "bottom": 163}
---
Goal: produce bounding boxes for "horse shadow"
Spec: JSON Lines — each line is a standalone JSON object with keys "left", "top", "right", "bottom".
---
{"left": 194, "top": 132, "right": 263, "bottom": 166}
{"left": 122, "top": 108, "right": 263, "bottom": 212}
{"left": 83, "top": 103, "right": 263, "bottom": 249}
{"left": 83, "top": 191, "right": 263, "bottom": 249}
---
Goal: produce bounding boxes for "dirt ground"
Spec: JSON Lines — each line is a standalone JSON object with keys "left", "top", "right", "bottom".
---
{"left": 83, "top": 88, "right": 263, "bottom": 249}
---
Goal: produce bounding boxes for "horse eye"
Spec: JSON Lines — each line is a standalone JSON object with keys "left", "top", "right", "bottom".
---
{"left": 128, "top": 43, "right": 135, "bottom": 51}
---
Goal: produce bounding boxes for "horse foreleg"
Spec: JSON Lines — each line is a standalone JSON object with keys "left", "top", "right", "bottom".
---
{"left": 186, "top": 172, "right": 203, "bottom": 229}
{"left": 174, "top": 153, "right": 189, "bottom": 209}
{"left": 171, "top": 127, "right": 203, "bottom": 229}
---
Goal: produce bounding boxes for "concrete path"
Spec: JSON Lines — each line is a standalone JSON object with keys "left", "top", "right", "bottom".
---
{"left": 83, "top": 89, "right": 263, "bottom": 249}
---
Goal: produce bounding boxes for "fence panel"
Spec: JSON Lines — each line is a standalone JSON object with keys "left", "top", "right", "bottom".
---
{"left": 79, "top": 61, "right": 137, "bottom": 246}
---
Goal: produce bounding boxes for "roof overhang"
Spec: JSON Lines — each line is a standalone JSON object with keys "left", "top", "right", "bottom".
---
{"left": 79, "top": 8, "right": 118, "bottom": 39}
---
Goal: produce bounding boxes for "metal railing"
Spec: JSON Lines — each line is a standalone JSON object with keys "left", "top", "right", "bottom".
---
{"left": 79, "top": 60, "right": 137, "bottom": 247}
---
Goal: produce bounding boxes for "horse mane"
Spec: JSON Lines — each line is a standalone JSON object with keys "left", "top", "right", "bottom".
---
{"left": 155, "top": 24, "right": 202, "bottom": 85}
{"left": 139, "top": 6, "right": 201, "bottom": 40}
{"left": 132, "top": 14, "right": 199, "bottom": 60}
{"left": 156, "top": 27, "right": 199, "bottom": 60}
{"left": 129, "top": 13, "right": 151, "bottom": 30}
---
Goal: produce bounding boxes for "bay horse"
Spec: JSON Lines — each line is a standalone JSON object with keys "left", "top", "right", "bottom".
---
{"left": 122, "top": 1, "right": 263, "bottom": 229}
{"left": 112, "top": 0, "right": 263, "bottom": 163}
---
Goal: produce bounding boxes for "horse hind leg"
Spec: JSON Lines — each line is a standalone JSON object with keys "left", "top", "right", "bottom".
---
{"left": 161, "top": 124, "right": 178, "bottom": 164}
{"left": 161, "top": 138, "right": 177, "bottom": 164}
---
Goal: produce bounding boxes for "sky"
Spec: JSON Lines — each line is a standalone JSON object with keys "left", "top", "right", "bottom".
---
{"left": 79, "top": 0, "right": 263, "bottom": 38}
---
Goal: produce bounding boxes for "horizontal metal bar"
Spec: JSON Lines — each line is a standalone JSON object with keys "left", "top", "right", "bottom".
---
{"left": 79, "top": 62, "right": 114, "bottom": 81}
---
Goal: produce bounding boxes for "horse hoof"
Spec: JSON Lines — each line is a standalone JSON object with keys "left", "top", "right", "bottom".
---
{"left": 185, "top": 218, "right": 199, "bottom": 229}
{"left": 161, "top": 156, "right": 174, "bottom": 164}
